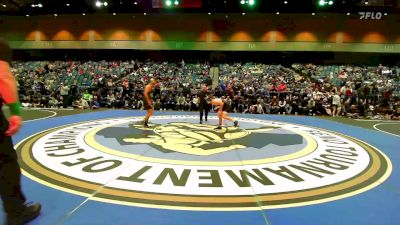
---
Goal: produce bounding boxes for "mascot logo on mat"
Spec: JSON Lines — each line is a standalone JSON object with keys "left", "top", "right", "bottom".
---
{"left": 16, "top": 115, "right": 392, "bottom": 211}
{"left": 123, "top": 122, "right": 278, "bottom": 156}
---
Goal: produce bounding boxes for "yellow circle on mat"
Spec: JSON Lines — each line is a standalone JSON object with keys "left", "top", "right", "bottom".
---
{"left": 84, "top": 120, "right": 318, "bottom": 166}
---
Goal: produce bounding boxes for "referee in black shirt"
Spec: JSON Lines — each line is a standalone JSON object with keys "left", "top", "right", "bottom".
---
{"left": 197, "top": 84, "right": 210, "bottom": 124}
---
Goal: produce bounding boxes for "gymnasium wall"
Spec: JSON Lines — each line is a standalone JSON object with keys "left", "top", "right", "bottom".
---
{"left": 1, "top": 13, "right": 399, "bottom": 52}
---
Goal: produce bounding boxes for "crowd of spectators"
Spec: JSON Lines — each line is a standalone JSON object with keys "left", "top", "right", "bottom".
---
{"left": 10, "top": 59, "right": 400, "bottom": 120}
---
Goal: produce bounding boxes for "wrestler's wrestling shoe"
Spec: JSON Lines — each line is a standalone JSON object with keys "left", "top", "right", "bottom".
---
{"left": 234, "top": 120, "right": 239, "bottom": 127}
{"left": 7, "top": 202, "right": 41, "bottom": 225}
{"left": 214, "top": 126, "right": 222, "bottom": 130}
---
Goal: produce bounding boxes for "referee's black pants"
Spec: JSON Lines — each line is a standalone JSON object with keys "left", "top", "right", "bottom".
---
{"left": 199, "top": 102, "right": 209, "bottom": 122}
{"left": 0, "top": 116, "right": 26, "bottom": 214}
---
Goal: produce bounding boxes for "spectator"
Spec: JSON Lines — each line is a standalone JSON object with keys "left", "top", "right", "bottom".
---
{"left": 48, "top": 97, "right": 61, "bottom": 108}
{"left": 278, "top": 98, "right": 287, "bottom": 114}
{"left": 332, "top": 91, "right": 341, "bottom": 117}
{"left": 92, "top": 96, "right": 100, "bottom": 110}
{"left": 271, "top": 96, "right": 279, "bottom": 113}
{"left": 106, "top": 91, "right": 116, "bottom": 108}
{"left": 10, "top": 59, "right": 399, "bottom": 120}
{"left": 59, "top": 83, "right": 69, "bottom": 108}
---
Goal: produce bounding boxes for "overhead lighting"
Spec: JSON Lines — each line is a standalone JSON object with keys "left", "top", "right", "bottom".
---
{"left": 346, "top": 12, "right": 350, "bottom": 15}
{"left": 31, "top": 3, "right": 43, "bottom": 8}
{"left": 134, "top": 1, "right": 138, "bottom": 5}
{"left": 1, "top": 4, "right": 6, "bottom": 7}
{"left": 54, "top": 14, "right": 58, "bottom": 16}
{"left": 26, "top": 14, "right": 30, "bottom": 17}
{"left": 242, "top": 12, "right": 246, "bottom": 15}
{"left": 143, "top": 12, "right": 147, "bottom": 15}
{"left": 284, "top": 1, "right": 288, "bottom": 4}
{"left": 364, "top": 1, "right": 368, "bottom": 5}
{"left": 276, "top": 12, "right": 280, "bottom": 14}
{"left": 240, "top": 0, "right": 256, "bottom": 8}
{"left": 312, "top": 12, "right": 315, "bottom": 15}
{"left": 95, "top": 1, "right": 108, "bottom": 7}
{"left": 113, "top": 13, "right": 116, "bottom": 15}
{"left": 165, "top": 0, "right": 179, "bottom": 6}
{"left": 66, "top": 3, "right": 70, "bottom": 6}
{"left": 384, "top": 13, "right": 387, "bottom": 15}
{"left": 208, "top": 12, "right": 211, "bottom": 15}
{"left": 318, "top": 0, "right": 334, "bottom": 7}
{"left": 82, "top": 13, "right": 86, "bottom": 15}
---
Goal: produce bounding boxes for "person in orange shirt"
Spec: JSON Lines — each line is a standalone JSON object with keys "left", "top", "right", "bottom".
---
{"left": 0, "top": 38, "right": 41, "bottom": 225}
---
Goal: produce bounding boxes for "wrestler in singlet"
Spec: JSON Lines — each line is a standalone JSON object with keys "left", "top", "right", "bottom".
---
{"left": 210, "top": 95, "right": 238, "bottom": 130}
{"left": 143, "top": 78, "right": 157, "bottom": 127}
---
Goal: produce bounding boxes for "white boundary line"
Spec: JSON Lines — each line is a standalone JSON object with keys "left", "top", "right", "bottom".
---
{"left": 23, "top": 109, "right": 57, "bottom": 122}
{"left": 355, "top": 119, "right": 400, "bottom": 123}
{"left": 23, "top": 107, "right": 74, "bottom": 111}
{"left": 373, "top": 123, "right": 400, "bottom": 138}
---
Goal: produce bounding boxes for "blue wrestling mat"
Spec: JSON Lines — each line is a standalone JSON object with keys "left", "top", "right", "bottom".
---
{"left": 1, "top": 110, "right": 399, "bottom": 225}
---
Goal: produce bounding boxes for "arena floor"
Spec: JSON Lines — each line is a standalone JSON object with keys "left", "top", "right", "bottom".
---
{"left": 1, "top": 108, "right": 399, "bottom": 225}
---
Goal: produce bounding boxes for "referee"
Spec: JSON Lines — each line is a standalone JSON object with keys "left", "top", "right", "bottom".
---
{"left": 197, "top": 84, "right": 209, "bottom": 124}
{"left": 0, "top": 38, "right": 41, "bottom": 225}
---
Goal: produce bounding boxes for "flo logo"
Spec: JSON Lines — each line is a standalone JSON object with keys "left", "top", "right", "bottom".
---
{"left": 16, "top": 116, "right": 392, "bottom": 210}
{"left": 359, "top": 12, "right": 383, "bottom": 20}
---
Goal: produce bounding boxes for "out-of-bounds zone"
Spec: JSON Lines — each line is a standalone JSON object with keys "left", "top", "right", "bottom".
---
{"left": 322, "top": 116, "right": 400, "bottom": 136}
{"left": 2, "top": 108, "right": 109, "bottom": 121}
